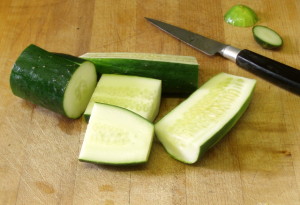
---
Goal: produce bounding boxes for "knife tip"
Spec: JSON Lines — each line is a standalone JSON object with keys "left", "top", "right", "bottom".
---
{"left": 144, "top": 17, "right": 155, "bottom": 22}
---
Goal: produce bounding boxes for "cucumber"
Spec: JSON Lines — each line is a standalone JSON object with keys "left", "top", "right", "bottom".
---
{"left": 224, "top": 4, "right": 258, "bottom": 27}
{"left": 84, "top": 74, "right": 161, "bottom": 122}
{"left": 79, "top": 103, "right": 154, "bottom": 165}
{"left": 155, "top": 73, "right": 256, "bottom": 164}
{"left": 252, "top": 25, "right": 283, "bottom": 49}
{"left": 80, "top": 52, "right": 199, "bottom": 96}
{"left": 10, "top": 44, "right": 97, "bottom": 119}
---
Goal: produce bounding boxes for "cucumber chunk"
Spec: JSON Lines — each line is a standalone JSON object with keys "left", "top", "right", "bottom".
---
{"left": 155, "top": 73, "right": 256, "bottom": 164}
{"left": 84, "top": 74, "right": 162, "bottom": 122}
{"left": 252, "top": 25, "right": 283, "bottom": 49}
{"left": 224, "top": 4, "right": 258, "bottom": 27}
{"left": 10, "top": 44, "right": 97, "bottom": 119}
{"left": 80, "top": 52, "right": 199, "bottom": 96}
{"left": 79, "top": 103, "right": 154, "bottom": 165}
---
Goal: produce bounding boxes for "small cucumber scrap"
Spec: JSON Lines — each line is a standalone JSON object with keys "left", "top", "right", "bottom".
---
{"left": 10, "top": 44, "right": 97, "bottom": 119}
{"left": 155, "top": 73, "right": 256, "bottom": 164}
{"left": 80, "top": 52, "right": 199, "bottom": 96}
{"left": 79, "top": 103, "right": 154, "bottom": 165}
{"left": 84, "top": 74, "right": 162, "bottom": 122}
{"left": 224, "top": 4, "right": 258, "bottom": 27}
{"left": 252, "top": 25, "right": 283, "bottom": 49}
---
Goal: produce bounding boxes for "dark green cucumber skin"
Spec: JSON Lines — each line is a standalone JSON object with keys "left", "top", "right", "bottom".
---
{"left": 82, "top": 58, "right": 199, "bottom": 96}
{"left": 83, "top": 114, "right": 90, "bottom": 122}
{"left": 10, "top": 44, "right": 83, "bottom": 117}
{"left": 53, "top": 53, "right": 87, "bottom": 64}
{"left": 78, "top": 158, "right": 148, "bottom": 166}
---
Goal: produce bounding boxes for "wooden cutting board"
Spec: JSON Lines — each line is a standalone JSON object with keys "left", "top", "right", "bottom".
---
{"left": 0, "top": 0, "right": 299, "bottom": 204}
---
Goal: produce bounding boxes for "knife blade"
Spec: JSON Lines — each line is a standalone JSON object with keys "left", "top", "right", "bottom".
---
{"left": 145, "top": 17, "right": 300, "bottom": 95}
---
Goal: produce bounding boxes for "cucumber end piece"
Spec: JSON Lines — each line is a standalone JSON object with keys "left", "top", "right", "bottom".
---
{"left": 252, "top": 25, "right": 283, "bottom": 49}
{"left": 63, "top": 61, "right": 97, "bottom": 119}
{"left": 224, "top": 4, "right": 258, "bottom": 27}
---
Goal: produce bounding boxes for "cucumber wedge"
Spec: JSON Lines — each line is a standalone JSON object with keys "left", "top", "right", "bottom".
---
{"left": 224, "top": 4, "right": 258, "bottom": 27}
{"left": 79, "top": 103, "right": 154, "bottom": 165}
{"left": 252, "top": 25, "right": 283, "bottom": 49}
{"left": 155, "top": 73, "right": 256, "bottom": 164}
{"left": 80, "top": 52, "right": 199, "bottom": 96}
{"left": 10, "top": 44, "right": 97, "bottom": 119}
{"left": 84, "top": 74, "right": 162, "bottom": 122}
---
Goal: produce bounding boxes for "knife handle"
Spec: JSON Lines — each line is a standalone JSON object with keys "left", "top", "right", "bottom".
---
{"left": 236, "top": 49, "right": 300, "bottom": 95}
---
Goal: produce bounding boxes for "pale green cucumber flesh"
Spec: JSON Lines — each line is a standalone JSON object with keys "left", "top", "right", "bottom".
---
{"left": 84, "top": 74, "right": 161, "bottom": 122}
{"left": 80, "top": 53, "right": 199, "bottom": 96}
{"left": 63, "top": 61, "right": 97, "bottom": 118}
{"left": 79, "top": 103, "right": 154, "bottom": 165}
{"left": 252, "top": 25, "right": 283, "bottom": 49}
{"left": 155, "top": 73, "right": 256, "bottom": 164}
{"left": 224, "top": 4, "right": 258, "bottom": 27}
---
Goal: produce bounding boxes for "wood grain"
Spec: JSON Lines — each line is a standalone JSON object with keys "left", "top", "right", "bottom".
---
{"left": 0, "top": 0, "right": 299, "bottom": 204}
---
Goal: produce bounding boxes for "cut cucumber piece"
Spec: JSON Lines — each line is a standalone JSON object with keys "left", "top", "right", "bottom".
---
{"left": 10, "top": 44, "right": 97, "bottom": 119}
{"left": 80, "top": 52, "right": 199, "bottom": 96}
{"left": 252, "top": 25, "right": 283, "bottom": 49}
{"left": 84, "top": 74, "right": 161, "bottom": 122}
{"left": 155, "top": 73, "right": 256, "bottom": 164}
{"left": 79, "top": 103, "right": 154, "bottom": 165}
{"left": 224, "top": 4, "right": 258, "bottom": 27}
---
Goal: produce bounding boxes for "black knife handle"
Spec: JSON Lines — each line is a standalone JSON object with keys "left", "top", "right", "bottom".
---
{"left": 236, "top": 49, "right": 300, "bottom": 95}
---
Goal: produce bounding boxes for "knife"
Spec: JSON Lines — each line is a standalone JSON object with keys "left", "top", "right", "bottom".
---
{"left": 145, "top": 17, "right": 300, "bottom": 95}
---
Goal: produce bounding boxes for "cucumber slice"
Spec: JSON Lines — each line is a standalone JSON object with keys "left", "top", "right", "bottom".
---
{"left": 84, "top": 74, "right": 161, "bottom": 122}
{"left": 79, "top": 103, "right": 154, "bottom": 165}
{"left": 155, "top": 73, "right": 256, "bottom": 164}
{"left": 10, "top": 44, "right": 97, "bottom": 119}
{"left": 252, "top": 25, "right": 283, "bottom": 49}
{"left": 224, "top": 4, "right": 258, "bottom": 27}
{"left": 80, "top": 52, "right": 199, "bottom": 96}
